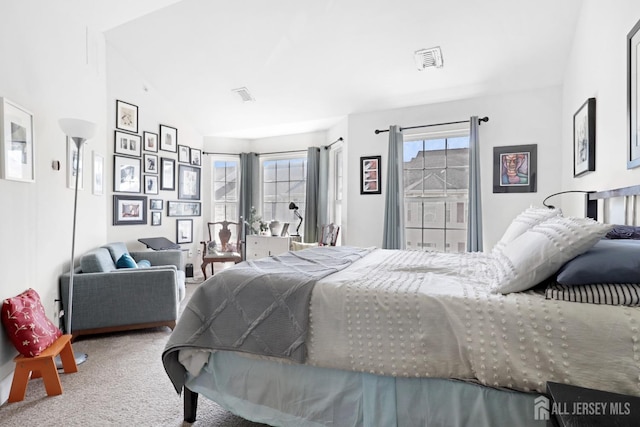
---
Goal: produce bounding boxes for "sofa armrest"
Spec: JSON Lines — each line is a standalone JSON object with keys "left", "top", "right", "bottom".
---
{"left": 130, "top": 250, "right": 183, "bottom": 270}
{"left": 59, "top": 268, "right": 180, "bottom": 333}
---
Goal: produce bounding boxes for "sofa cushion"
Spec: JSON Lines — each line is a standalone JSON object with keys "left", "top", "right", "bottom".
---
{"left": 1, "top": 288, "right": 63, "bottom": 357}
{"left": 80, "top": 248, "right": 117, "bottom": 273}
{"left": 102, "top": 242, "right": 129, "bottom": 264}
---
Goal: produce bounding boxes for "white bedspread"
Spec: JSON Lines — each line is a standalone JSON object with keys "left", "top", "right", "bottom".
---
{"left": 307, "top": 249, "right": 640, "bottom": 396}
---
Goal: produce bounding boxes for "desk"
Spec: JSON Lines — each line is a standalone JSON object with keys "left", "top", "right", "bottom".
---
{"left": 245, "top": 235, "right": 291, "bottom": 260}
{"left": 138, "top": 237, "right": 180, "bottom": 250}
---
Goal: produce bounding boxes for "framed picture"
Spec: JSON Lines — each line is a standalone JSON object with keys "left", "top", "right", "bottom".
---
{"left": 113, "top": 155, "right": 141, "bottom": 193}
{"left": 92, "top": 151, "right": 104, "bottom": 196}
{"left": 160, "top": 124, "right": 177, "bottom": 152}
{"left": 150, "top": 198, "right": 163, "bottom": 210}
{"left": 114, "top": 130, "right": 141, "bottom": 157}
{"left": 178, "top": 144, "right": 190, "bottom": 163}
{"left": 115, "top": 100, "right": 138, "bottom": 133}
{"left": 280, "top": 223, "right": 289, "bottom": 237}
{"left": 151, "top": 211, "right": 162, "bottom": 226}
{"left": 493, "top": 144, "right": 537, "bottom": 193}
{"left": 360, "top": 155, "right": 381, "bottom": 194}
{"left": 178, "top": 164, "right": 201, "bottom": 200}
{"left": 144, "top": 153, "right": 158, "bottom": 174}
{"left": 113, "top": 194, "right": 147, "bottom": 225}
{"left": 143, "top": 131, "right": 158, "bottom": 152}
{"left": 573, "top": 97, "right": 596, "bottom": 177}
{"left": 167, "top": 201, "right": 201, "bottom": 217}
{"left": 144, "top": 174, "right": 159, "bottom": 194}
{"left": 160, "top": 157, "right": 175, "bottom": 190}
{"left": 0, "top": 97, "right": 34, "bottom": 182}
{"left": 176, "top": 218, "right": 193, "bottom": 244}
{"left": 67, "top": 137, "right": 84, "bottom": 190}
{"left": 190, "top": 148, "right": 202, "bottom": 166}
{"left": 628, "top": 18, "right": 640, "bottom": 169}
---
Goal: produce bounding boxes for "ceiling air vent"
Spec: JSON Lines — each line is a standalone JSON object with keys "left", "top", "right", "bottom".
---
{"left": 414, "top": 47, "right": 443, "bottom": 70}
{"left": 232, "top": 87, "right": 255, "bottom": 102}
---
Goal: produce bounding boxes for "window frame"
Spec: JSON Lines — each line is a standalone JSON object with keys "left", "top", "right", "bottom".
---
{"left": 259, "top": 151, "right": 308, "bottom": 225}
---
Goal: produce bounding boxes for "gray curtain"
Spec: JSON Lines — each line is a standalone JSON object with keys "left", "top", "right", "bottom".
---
{"left": 467, "top": 117, "right": 483, "bottom": 252}
{"left": 382, "top": 125, "right": 405, "bottom": 249}
{"left": 317, "top": 146, "right": 330, "bottom": 227}
{"left": 304, "top": 147, "right": 321, "bottom": 243}
{"left": 239, "top": 152, "right": 259, "bottom": 235}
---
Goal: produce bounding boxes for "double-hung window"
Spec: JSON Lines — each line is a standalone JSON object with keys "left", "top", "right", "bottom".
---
{"left": 403, "top": 133, "right": 469, "bottom": 253}
{"left": 211, "top": 158, "right": 240, "bottom": 242}
{"left": 262, "top": 155, "right": 307, "bottom": 225}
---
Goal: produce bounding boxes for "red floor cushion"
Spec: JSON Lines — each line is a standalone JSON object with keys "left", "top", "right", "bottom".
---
{"left": 1, "top": 288, "right": 62, "bottom": 357}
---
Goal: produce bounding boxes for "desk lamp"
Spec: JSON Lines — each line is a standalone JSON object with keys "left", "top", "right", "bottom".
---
{"left": 289, "top": 202, "right": 303, "bottom": 236}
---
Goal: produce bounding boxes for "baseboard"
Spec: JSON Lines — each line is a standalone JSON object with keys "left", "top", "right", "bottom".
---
{"left": 0, "top": 370, "right": 13, "bottom": 405}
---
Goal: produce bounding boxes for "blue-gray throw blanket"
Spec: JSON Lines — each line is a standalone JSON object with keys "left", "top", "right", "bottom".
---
{"left": 162, "top": 246, "right": 371, "bottom": 393}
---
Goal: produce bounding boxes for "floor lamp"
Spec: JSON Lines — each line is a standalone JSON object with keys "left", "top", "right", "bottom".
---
{"left": 58, "top": 118, "right": 97, "bottom": 366}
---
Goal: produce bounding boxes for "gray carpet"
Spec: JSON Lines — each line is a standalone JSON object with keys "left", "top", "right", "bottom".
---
{"left": 0, "top": 276, "right": 269, "bottom": 427}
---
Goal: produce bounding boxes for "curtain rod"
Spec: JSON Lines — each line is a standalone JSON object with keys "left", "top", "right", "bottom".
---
{"left": 374, "top": 116, "right": 489, "bottom": 134}
{"left": 203, "top": 137, "right": 344, "bottom": 156}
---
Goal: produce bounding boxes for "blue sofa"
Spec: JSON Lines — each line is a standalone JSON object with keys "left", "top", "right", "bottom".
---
{"left": 59, "top": 242, "right": 186, "bottom": 339}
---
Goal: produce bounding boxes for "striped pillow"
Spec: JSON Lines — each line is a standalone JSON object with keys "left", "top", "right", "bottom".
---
{"left": 546, "top": 283, "right": 640, "bottom": 306}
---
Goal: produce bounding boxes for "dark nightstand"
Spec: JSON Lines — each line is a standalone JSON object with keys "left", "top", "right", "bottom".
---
{"left": 546, "top": 382, "right": 640, "bottom": 427}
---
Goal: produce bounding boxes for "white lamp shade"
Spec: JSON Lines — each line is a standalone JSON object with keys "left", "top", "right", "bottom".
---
{"left": 58, "top": 118, "right": 97, "bottom": 140}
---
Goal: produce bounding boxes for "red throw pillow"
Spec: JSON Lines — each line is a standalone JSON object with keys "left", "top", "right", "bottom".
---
{"left": 1, "top": 288, "right": 62, "bottom": 357}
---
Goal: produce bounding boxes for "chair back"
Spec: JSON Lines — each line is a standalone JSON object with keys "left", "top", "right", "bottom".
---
{"left": 319, "top": 223, "right": 340, "bottom": 246}
{"left": 208, "top": 221, "right": 241, "bottom": 252}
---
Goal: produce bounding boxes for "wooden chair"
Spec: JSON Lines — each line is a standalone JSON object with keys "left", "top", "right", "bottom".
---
{"left": 200, "top": 221, "right": 243, "bottom": 279}
{"left": 318, "top": 223, "right": 340, "bottom": 246}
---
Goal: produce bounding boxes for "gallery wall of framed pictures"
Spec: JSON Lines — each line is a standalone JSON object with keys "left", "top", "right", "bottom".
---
{"left": 111, "top": 99, "right": 203, "bottom": 234}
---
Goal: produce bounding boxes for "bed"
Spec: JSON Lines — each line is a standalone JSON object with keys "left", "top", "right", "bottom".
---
{"left": 162, "top": 185, "right": 640, "bottom": 426}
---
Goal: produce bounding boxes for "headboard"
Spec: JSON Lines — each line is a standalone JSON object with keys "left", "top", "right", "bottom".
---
{"left": 588, "top": 184, "right": 640, "bottom": 225}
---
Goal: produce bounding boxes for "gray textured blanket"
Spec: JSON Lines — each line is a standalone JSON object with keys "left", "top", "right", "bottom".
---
{"left": 162, "top": 246, "right": 371, "bottom": 393}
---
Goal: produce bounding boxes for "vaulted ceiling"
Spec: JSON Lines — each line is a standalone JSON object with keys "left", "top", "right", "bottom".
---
{"left": 103, "top": 0, "right": 583, "bottom": 139}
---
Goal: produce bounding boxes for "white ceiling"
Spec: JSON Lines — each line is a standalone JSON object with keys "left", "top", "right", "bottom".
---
{"left": 103, "top": 0, "right": 584, "bottom": 139}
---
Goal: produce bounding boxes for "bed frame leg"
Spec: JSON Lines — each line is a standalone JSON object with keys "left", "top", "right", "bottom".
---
{"left": 184, "top": 387, "right": 199, "bottom": 423}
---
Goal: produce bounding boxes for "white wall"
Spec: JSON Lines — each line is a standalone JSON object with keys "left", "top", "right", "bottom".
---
{"left": 560, "top": 0, "right": 640, "bottom": 217}
{"left": 105, "top": 45, "right": 204, "bottom": 266}
{"left": 343, "top": 87, "right": 564, "bottom": 250}
{"left": 0, "top": 2, "right": 108, "bottom": 397}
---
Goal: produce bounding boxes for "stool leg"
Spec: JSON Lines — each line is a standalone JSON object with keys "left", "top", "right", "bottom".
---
{"left": 40, "top": 357, "right": 63, "bottom": 396}
{"left": 8, "top": 364, "right": 31, "bottom": 403}
{"left": 59, "top": 340, "right": 78, "bottom": 374}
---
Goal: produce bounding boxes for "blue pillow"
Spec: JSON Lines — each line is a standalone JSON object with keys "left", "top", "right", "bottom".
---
{"left": 556, "top": 239, "right": 640, "bottom": 285}
{"left": 116, "top": 253, "right": 137, "bottom": 269}
{"left": 137, "top": 259, "right": 151, "bottom": 268}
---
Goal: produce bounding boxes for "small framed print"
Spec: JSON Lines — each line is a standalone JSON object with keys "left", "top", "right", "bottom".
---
{"left": 151, "top": 211, "right": 162, "bottom": 226}
{"left": 144, "top": 153, "right": 158, "bottom": 173}
{"left": 160, "top": 157, "right": 175, "bottom": 190}
{"left": 144, "top": 174, "right": 159, "bottom": 194}
{"left": 178, "top": 144, "right": 190, "bottom": 163}
{"left": 0, "top": 97, "right": 34, "bottom": 182}
{"left": 178, "top": 164, "right": 201, "bottom": 200}
{"left": 160, "top": 124, "right": 177, "bottom": 152}
{"left": 113, "top": 194, "right": 147, "bottom": 225}
{"left": 150, "top": 198, "right": 163, "bottom": 210}
{"left": 573, "top": 97, "right": 596, "bottom": 177}
{"left": 113, "top": 155, "right": 141, "bottom": 193}
{"left": 176, "top": 218, "right": 193, "bottom": 244}
{"left": 167, "top": 201, "right": 201, "bottom": 217}
{"left": 190, "top": 148, "right": 202, "bottom": 166}
{"left": 114, "top": 130, "right": 141, "bottom": 157}
{"left": 143, "top": 131, "right": 158, "bottom": 152}
{"left": 92, "top": 151, "right": 104, "bottom": 196}
{"left": 360, "top": 155, "right": 381, "bottom": 194}
{"left": 67, "top": 137, "right": 84, "bottom": 190}
{"left": 493, "top": 144, "right": 537, "bottom": 193}
{"left": 116, "top": 100, "right": 138, "bottom": 133}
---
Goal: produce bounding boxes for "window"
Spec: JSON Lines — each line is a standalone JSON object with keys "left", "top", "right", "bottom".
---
{"left": 212, "top": 159, "right": 239, "bottom": 221}
{"left": 262, "top": 156, "right": 307, "bottom": 224}
{"left": 403, "top": 134, "right": 469, "bottom": 253}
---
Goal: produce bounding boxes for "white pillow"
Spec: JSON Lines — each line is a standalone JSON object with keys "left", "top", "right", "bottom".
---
{"left": 493, "top": 207, "right": 562, "bottom": 254}
{"left": 492, "top": 216, "right": 612, "bottom": 294}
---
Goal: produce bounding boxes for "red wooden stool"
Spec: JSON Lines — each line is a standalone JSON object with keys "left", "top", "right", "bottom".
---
{"left": 8, "top": 334, "right": 78, "bottom": 402}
